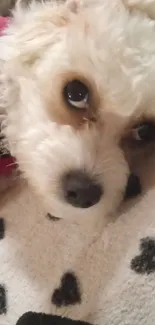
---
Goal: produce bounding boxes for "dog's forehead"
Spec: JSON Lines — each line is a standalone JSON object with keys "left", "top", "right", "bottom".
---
{"left": 7, "top": 1, "right": 155, "bottom": 120}
{"left": 63, "top": 4, "right": 155, "bottom": 117}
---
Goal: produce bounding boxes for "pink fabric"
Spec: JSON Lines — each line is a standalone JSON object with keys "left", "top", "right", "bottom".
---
{"left": 0, "top": 156, "right": 16, "bottom": 175}
{"left": 0, "top": 17, "right": 9, "bottom": 35}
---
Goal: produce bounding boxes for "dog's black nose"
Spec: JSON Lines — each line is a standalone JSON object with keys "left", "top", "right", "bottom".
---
{"left": 63, "top": 171, "right": 103, "bottom": 208}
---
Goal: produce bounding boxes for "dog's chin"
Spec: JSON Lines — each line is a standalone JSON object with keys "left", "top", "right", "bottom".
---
{"left": 42, "top": 193, "right": 122, "bottom": 232}
{"left": 47, "top": 208, "right": 108, "bottom": 232}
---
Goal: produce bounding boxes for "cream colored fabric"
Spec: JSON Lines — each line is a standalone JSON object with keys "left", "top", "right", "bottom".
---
{"left": 0, "top": 169, "right": 155, "bottom": 325}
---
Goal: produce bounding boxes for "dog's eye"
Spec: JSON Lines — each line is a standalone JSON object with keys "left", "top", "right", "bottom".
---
{"left": 132, "top": 121, "right": 155, "bottom": 142}
{"left": 64, "top": 80, "right": 89, "bottom": 109}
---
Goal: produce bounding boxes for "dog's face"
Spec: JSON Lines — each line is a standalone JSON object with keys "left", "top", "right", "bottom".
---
{"left": 1, "top": 0, "right": 155, "bottom": 225}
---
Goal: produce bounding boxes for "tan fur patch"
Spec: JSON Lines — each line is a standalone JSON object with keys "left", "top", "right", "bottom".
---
{"left": 41, "top": 71, "right": 99, "bottom": 129}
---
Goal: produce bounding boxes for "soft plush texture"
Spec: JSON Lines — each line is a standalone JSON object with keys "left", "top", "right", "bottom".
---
{"left": 16, "top": 312, "right": 92, "bottom": 325}
{"left": 0, "top": 164, "right": 155, "bottom": 325}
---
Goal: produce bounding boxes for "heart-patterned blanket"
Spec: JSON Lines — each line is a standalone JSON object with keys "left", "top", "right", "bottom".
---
{"left": 0, "top": 175, "right": 154, "bottom": 325}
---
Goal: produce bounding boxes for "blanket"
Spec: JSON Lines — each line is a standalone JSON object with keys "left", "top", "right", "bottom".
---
{"left": 0, "top": 156, "right": 155, "bottom": 325}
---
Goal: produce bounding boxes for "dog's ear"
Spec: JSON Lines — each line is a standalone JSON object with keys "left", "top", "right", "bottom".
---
{"left": 125, "top": 0, "right": 155, "bottom": 20}
{"left": 4, "top": 0, "right": 79, "bottom": 67}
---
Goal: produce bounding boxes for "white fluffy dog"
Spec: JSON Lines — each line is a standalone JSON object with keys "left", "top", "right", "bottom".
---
{"left": 0, "top": 0, "right": 155, "bottom": 227}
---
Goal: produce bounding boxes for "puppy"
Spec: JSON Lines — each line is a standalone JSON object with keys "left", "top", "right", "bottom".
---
{"left": 0, "top": 0, "right": 155, "bottom": 227}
